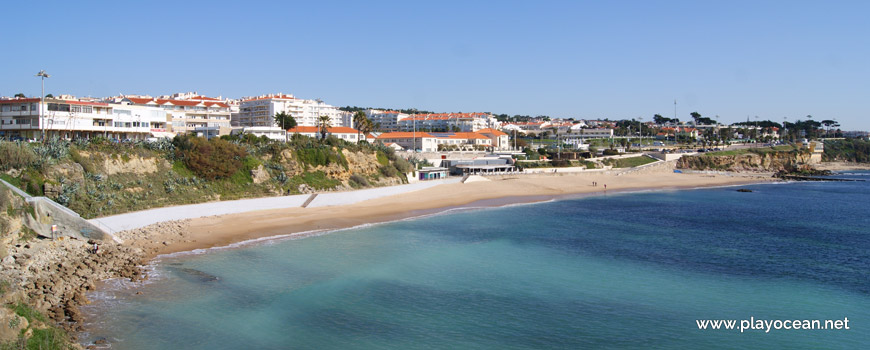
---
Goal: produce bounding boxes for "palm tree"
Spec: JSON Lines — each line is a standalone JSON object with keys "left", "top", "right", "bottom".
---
{"left": 274, "top": 112, "right": 296, "bottom": 142}
{"left": 352, "top": 111, "right": 367, "bottom": 142}
{"left": 359, "top": 118, "right": 374, "bottom": 143}
{"left": 318, "top": 115, "right": 332, "bottom": 141}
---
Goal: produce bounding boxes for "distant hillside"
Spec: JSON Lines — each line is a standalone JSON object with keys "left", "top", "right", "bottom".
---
{"left": 823, "top": 139, "right": 870, "bottom": 163}
{"left": 0, "top": 134, "right": 413, "bottom": 219}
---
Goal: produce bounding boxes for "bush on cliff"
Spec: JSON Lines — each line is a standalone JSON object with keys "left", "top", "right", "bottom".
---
{"left": 0, "top": 142, "right": 38, "bottom": 171}
{"left": 174, "top": 136, "right": 247, "bottom": 180}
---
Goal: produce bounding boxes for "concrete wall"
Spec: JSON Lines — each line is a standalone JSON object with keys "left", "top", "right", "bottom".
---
{"left": 90, "top": 193, "right": 310, "bottom": 234}
{"left": 1, "top": 178, "right": 110, "bottom": 241}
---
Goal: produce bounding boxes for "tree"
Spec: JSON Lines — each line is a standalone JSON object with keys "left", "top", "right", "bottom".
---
{"left": 358, "top": 117, "right": 374, "bottom": 143}
{"left": 352, "top": 110, "right": 367, "bottom": 142}
{"left": 14, "top": 93, "right": 25, "bottom": 98}
{"left": 653, "top": 114, "right": 667, "bottom": 125}
{"left": 690, "top": 111, "right": 702, "bottom": 124}
{"left": 45, "top": 94, "right": 54, "bottom": 98}
{"left": 274, "top": 112, "right": 297, "bottom": 142}
{"left": 821, "top": 120, "right": 839, "bottom": 137}
{"left": 318, "top": 115, "right": 332, "bottom": 141}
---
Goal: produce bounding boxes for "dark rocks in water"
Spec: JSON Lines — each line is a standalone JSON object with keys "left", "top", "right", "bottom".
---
{"left": 171, "top": 267, "right": 220, "bottom": 282}
{"left": 736, "top": 189, "right": 753, "bottom": 192}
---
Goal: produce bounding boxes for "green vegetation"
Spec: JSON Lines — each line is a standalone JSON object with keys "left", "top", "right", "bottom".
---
{"left": 0, "top": 133, "right": 410, "bottom": 218}
{"left": 602, "top": 156, "right": 657, "bottom": 168}
{"left": 2, "top": 303, "right": 72, "bottom": 350}
{"left": 175, "top": 135, "right": 247, "bottom": 180}
{"left": 824, "top": 139, "right": 870, "bottom": 163}
{"left": 296, "top": 147, "right": 348, "bottom": 170}
{"left": 704, "top": 145, "right": 798, "bottom": 157}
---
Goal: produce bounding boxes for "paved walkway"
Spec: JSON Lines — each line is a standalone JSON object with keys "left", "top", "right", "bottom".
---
{"left": 89, "top": 178, "right": 461, "bottom": 234}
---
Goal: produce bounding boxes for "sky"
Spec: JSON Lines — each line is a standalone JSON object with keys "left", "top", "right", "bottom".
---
{"left": 2, "top": 0, "right": 868, "bottom": 129}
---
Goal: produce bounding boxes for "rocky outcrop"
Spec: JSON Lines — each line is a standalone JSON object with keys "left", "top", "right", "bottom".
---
{"left": 101, "top": 155, "right": 163, "bottom": 176}
{"left": 677, "top": 151, "right": 815, "bottom": 173}
{"left": 251, "top": 164, "right": 270, "bottom": 184}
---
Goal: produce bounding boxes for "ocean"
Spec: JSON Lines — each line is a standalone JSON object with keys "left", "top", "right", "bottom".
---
{"left": 81, "top": 172, "right": 870, "bottom": 349}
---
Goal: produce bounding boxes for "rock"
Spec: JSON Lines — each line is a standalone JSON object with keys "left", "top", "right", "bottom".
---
{"left": 251, "top": 164, "right": 271, "bottom": 184}
{"left": 43, "top": 182, "right": 63, "bottom": 199}
{"left": 1, "top": 255, "right": 14, "bottom": 266}
{"left": 736, "top": 189, "right": 753, "bottom": 192}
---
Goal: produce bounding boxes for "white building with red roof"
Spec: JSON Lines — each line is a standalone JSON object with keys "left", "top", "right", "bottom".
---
{"left": 1, "top": 96, "right": 169, "bottom": 140}
{"left": 375, "top": 129, "right": 511, "bottom": 152}
{"left": 114, "top": 94, "right": 233, "bottom": 137}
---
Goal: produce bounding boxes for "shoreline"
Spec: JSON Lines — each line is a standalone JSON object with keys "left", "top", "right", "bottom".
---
{"left": 118, "top": 168, "right": 776, "bottom": 261}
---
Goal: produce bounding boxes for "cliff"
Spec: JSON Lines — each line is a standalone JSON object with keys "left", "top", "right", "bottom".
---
{"left": 1, "top": 135, "right": 412, "bottom": 219}
{"left": 676, "top": 148, "right": 815, "bottom": 173}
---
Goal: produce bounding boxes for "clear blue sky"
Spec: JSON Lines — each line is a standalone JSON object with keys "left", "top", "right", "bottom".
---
{"left": 2, "top": 0, "right": 868, "bottom": 129}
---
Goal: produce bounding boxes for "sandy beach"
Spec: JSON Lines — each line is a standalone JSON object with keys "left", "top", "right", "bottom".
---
{"left": 119, "top": 166, "right": 775, "bottom": 259}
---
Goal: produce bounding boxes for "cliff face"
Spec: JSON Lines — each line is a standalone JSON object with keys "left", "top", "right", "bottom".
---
{"left": 676, "top": 151, "right": 814, "bottom": 172}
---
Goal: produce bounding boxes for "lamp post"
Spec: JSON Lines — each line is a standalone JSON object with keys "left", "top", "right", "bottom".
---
{"left": 35, "top": 70, "right": 51, "bottom": 142}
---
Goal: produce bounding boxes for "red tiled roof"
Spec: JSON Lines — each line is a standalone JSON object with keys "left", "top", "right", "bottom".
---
{"left": 243, "top": 94, "right": 296, "bottom": 102}
{"left": 377, "top": 132, "right": 434, "bottom": 139}
{"left": 326, "top": 126, "right": 360, "bottom": 134}
{"left": 286, "top": 126, "right": 319, "bottom": 133}
{"left": 126, "top": 97, "right": 157, "bottom": 104}
{"left": 61, "top": 100, "right": 109, "bottom": 106}
{"left": 286, "top": 126, "right": 361, "bottom": 134}
{"left": 477, "top": 128, "right": 507, "bottom": 136}
{"left": 187, "top": 96, "right": 220, "bottom": 101}
{"left": 0, "top": 98, "right": 41, "bottom": 104}
{"left": 446, "top": 132, "right": 489, "bottom": 140}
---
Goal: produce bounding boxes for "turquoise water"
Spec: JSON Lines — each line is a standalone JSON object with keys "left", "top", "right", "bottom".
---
{"left": 82, "top": 173, "right": 870, "bottom": 349}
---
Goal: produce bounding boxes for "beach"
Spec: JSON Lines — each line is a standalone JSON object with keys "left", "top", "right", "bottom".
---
{"left": 79, "top": 169, "right": 870, "bottom": 349}
{"left": 119, "top": 166, "right": 774, "bottom": 259}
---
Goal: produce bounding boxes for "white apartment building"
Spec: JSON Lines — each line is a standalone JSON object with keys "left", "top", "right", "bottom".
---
{"left": 0, "top": 97, "right": 168, "bottom": 140}
{"left": 396, "top": 113, "right": 498, "bottom": 132}
{"left": 114, "top": 95, "right": 232, "bottom": 136}
{"left": 365, "top": 109, "right": 410, "bottom": 132}
{"left": 236, "top": 94, "right": 351, "bottom": 129}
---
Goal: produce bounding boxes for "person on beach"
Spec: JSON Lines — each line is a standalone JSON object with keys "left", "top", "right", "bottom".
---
{"left": 92, "top": 243, "right": 99, "bottom": 254}
{"left": 604, "top": 184, "right": 607, "bottom": 190}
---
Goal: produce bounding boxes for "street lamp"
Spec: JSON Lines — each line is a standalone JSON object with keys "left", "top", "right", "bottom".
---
{"left": 35, "top": 70, "right": 51, "bottom": 142}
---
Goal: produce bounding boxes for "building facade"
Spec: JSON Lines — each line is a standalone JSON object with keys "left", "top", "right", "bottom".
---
{"left": 0, "top": 97, "right": 168, "bottom": 140}
{"left": 237, "top": 94, "right": 351, "bottom": 129}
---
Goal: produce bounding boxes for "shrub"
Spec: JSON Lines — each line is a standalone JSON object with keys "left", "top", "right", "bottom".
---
{"left": 349, "top": 173, "right": 370, "bottom": 188}
{"left": 296, "top": 147, "right": 348, "bottom": 170}
{"left": 376, "top": 151, "right": 390, "bottom": 166}
{"left": 393, "top": 157, "right": 413, "bottom": 174}
{"left": 178, "top": 137, "right": 247, "bottom": 180}
{"left": 0, "top": 141, "right": 38, "bottom": 170}
{"left": 379, "top": 164, "right": 399, "bottom": 178}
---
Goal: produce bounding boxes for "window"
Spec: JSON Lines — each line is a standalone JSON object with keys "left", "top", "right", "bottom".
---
{"left": 82, "top": 106, "right": 93, "bottom": 113}
{"left": 71, "top": 105, "right": 83, "bottom": 113}
{"left": 48, "top": 103, "right": 70, "bottom": 112}
{"left": 20, "top": 105, "right": 27, "bottom": 111}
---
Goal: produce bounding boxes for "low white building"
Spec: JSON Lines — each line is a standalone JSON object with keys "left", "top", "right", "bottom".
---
{"left": 1, "top": 97, "right": 168, "bottom": 140}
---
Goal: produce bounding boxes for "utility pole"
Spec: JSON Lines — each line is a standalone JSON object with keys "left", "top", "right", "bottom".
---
{"left": 35, "top": 70, "right": 51, "bottom": 142}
